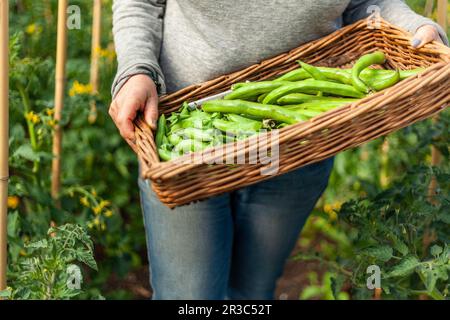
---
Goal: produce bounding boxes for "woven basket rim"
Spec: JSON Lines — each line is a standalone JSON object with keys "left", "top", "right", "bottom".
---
{"left": 135, "top": 17, "right": 450, "bottom": 180}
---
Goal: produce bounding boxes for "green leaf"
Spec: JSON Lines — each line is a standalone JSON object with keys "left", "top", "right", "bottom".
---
{"left": 330, "top": 273, "right": 346, "bottom": 300}
{"left": 76, "top": 249, "right": 98, "bottom": 271}
{"left": 25, "top": 239, "right": 48, "bottom": 250}
{"left": 7, "top": 211, "right": 20, "bottom": 237}
{"left": 417, "top": 264, "right": 448, "bottom": 295}
{"left": 423, "top": 269, "right": 437, "bottom": 294}
{"left": 437, "top": 211, "right": 450, "bottom": 224}
{"left": 13, "top": 144, "right": 39, "bottom": 161}
{"left": 386, "top": 255, "right": 420, "bottom": 278}
{"left": 430, "top": 245, "right": 443, "bottom": 258}
{"left": 392, "top": 238, "right": 409, "bottom": 257}
{"left": 362, "top": 245, "right": 393, "bottom": 262}
{"left": 0, "top": 289, "right": 12, "bottom": 298}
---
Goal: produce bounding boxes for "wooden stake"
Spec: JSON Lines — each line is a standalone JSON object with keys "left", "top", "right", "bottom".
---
{"left": 0, "top": 0, "right": 9, "bottom": 291}
{"left": 437, "top": 0, "right": 447, "bottom": 30}
{"left": 89, "top": 0, "right": 102, "bottom": 123}
{"left": 424, "top": 0, "right": 434, "bottom": 17}
{"left": 51, "top": 0, "right": 68, "bottom": 200}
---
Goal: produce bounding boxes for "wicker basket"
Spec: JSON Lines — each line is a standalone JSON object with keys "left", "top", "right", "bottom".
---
{"left": 134, "top": 17, "right": 450, "bottom": 208}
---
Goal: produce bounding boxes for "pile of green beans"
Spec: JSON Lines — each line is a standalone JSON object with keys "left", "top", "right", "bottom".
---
{"left": 155, "top": 51, "right": 423, "bottom": 161}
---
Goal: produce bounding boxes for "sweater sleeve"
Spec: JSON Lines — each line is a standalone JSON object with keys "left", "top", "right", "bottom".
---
{"left": 343, "top": 0, "right": 448, "bottom": 45}
{"left": 111, "top": 0, "right": 167, "bottom": 98}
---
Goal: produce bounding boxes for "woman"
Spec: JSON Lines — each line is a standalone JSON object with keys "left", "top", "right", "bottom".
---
{"left": 109, "top": 0, "right": 446, "bottom": 300}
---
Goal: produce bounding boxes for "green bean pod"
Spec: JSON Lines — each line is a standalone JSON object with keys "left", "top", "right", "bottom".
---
{"left": 274, "top": 68, "right": 311, "bottom": 82}
{"left": 351, "top": 51, "right": 386, "bottom": 93}
{"left": 275, "top": 66, "right": 422, "bottom": 83}
{"left": 224, "top": 81, "right": 291, "bottom": 100}
{"left": 226, "top": 113, "right": 263, "bottom": 126}
{"left": 276, "top": 66, "right": 351, "bottom": 84}
{"left": 298, "top": 61, "right": 328, "bottom": 97}
{"left": 356, "top": 68, "right": 424, "bottom": 80}
{"left": 169, "top": 122, "right": 182, "bottom": 133}
{"left": 397, "top": 68, "right": 424, "bottom": 79}
{"left": 257, "top": 93, "right": 268, "bottom": 103}
{"left": 212, "top": 119, "right": 261, "bottom": 135}
{"left": 263, "top": 79, "right": 365, "bottom": 105}
{"left": 173, "top": 139, "right": 207, "bottom": 154}
{"left": 286, "top": 101, "right": 351, "bottom": 112}
{"left": 158, "top": 148, "right": 174, "bottom": 161}
{"left": 278, "top": 93, "right": 357, "bottom": 105}
{"left": 320, "top": 69, "right": 353, "bottom": 85}
{"left": 298, "top": 61, "right": 327, "bottom": 81}
{"left": 155, "top": 114, "right": 167, "bottom": 149}
{"left": 292, "top": 109, "right": 323, "bottom": 118}
{"left": 168, "top": 133, "right": 182, "bottom": 146}
{"left": 179, "top": 127, "right": 216, "bottom": 142}
{"left": 203, "top": 99, "right": 305, "bottom": 124}
{"left": 180, "top": 110, "right": 212, "bottom": 129}
{"left": 231, "top": 82, "right": 246, "bottom": 90}
{"left": 371, "top": 70, "right": 400, "bottom": 91}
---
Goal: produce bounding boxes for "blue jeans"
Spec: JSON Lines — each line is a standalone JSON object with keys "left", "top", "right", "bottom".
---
{"left": 138, "top": 158, "right": 334, "bottom": 300}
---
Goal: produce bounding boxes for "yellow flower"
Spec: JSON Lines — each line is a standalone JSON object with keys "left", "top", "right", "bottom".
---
{"left": 25, "top": 23, "right": 37, "bottom": 35}
{"left": 93, "top": 217, "right": 101, "bottom": 226}
{"left": 96, "top": 46, "right": 116, "bottom": 60}
{"left": 104, "top": 210, "right": 113, "bottom": 218}
{"left": 99, "top": 200, "right": 111, "bottom": 209}
{"left": 91, "top": 189, "right": 97, "bottom": 197}
{"left": 332, "top": 201, "right": 342, "bottom": 211}
{"left": 69, "top": 80, "right": 93, "bottom": 97}
{"left": 93, "top": 205, "right": 102, "bottom": 215}
{"left": 25, "top": 111, "right": 40, "bottom": 124}
{"left": 45, "top": 108, "right": 55, "bottom": 116}
{"left": 323, "top": 202, "right": 342, "bottom": 221}
{"left": 327, "top": 210, "right": 338, "bottom": 221}
{"left": 80, "top": 196, "right": 90, "bottom": 207}
{"left": 100, "top": 222, "right": 106, "bottom": 231}
{"left": 46, "top": 119, "right": 57, "bottom": 128}
{"left": 7, "top": 196, "right": 19, "bottom": 209}
{"left": 87, "top": 222, "right": 94, "bottom": 229}
{"left": 19, "top": 249, "right": 27, "bottom": 257}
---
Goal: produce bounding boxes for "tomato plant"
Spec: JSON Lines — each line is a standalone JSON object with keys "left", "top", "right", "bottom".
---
{"left": 4, "top": 0, "right": 448, "bottom": 299}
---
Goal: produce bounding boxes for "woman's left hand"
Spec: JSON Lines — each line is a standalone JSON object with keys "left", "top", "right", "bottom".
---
{"left": 411, "top": 25, "right": 444, "bottom": 48}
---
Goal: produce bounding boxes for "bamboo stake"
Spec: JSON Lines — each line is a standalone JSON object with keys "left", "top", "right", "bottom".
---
{"left": 424, "top": 0, "right": 434, "bottom": 17}
{"left": 436, "top": 0, "right": 447, "bottom": 30}
{"left": 0, "top": 0, "right": 9, "bottom": 291}
{"left": 428, "top": 0, "right": 447, "bottom": 201}
{"left": 89, "top": 0, "right": 101, "bottom": 123}
{"left": 51, "top": 0, "right": 68, "bottom": 200}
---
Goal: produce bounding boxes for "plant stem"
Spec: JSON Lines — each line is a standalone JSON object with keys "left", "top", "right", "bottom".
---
{"left": 17, "top": 83, "right": 39, "bottom": 173}
{"left": 45, "top": 271, "right": 56, "bottom": 300}
{"left": 417, "top": 271, "right": 445, "bottom": 300}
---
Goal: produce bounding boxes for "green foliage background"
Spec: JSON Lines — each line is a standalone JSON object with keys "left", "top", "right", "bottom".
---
{"left": 3, "top": 0, "right": 449, "bottom": 299}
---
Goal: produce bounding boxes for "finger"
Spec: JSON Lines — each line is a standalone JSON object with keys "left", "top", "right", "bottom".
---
{"left": 117, "top": 99, "right": 141, "bottom": 140}
{"left": 412, "top": 26, "right": 438, "bottom": 48}
{"left": 143, "top": 91, "right": 159, "bottom": 131}
{"left": 108, "top": 101, "right": 118, "bottom": 121}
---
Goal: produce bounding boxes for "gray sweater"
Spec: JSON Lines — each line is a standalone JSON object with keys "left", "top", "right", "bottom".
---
{"left": 111, "top": 0, "right": 447, "bottom": 97}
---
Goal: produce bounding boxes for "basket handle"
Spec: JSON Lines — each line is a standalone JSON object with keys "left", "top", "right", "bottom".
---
{"left": 134, "top": 116, "right": 160, "bottom": 169}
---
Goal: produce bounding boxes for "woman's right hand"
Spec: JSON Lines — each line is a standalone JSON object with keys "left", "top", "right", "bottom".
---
{"left": 109, "top": 74, "right": 159, "bottom": 146}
